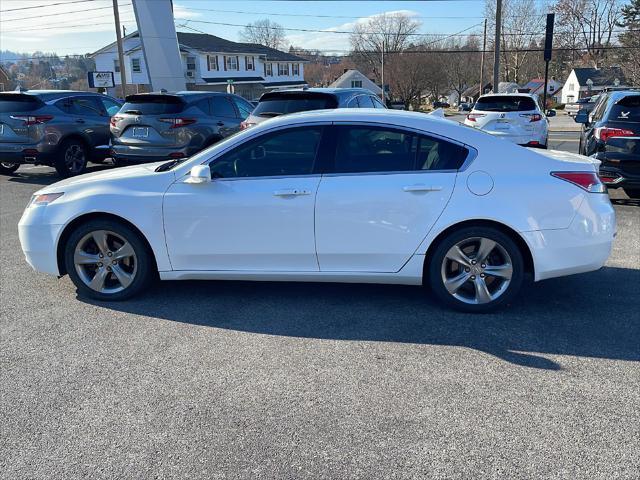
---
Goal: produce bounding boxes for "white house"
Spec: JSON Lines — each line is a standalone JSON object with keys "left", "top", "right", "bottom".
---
{"left": 329, "top": 69, "right": 382, "bottom": 95}
{"left": 561, "top": 67, "right": 629, "bottom": 104}
{"left": 92, "top": 31, "right": 308, "bottom": 100}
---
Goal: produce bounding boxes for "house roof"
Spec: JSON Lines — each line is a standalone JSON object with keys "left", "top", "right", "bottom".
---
{"left": 572, "top": 67, "right": 627, "bottom": 87}
{"left": 91, "top": 31, "right": 307, "bottom": 63}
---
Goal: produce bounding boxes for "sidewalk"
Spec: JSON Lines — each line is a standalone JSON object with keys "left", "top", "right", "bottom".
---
{"left": 549, "top": 114, "right": 582, "bottom": 132}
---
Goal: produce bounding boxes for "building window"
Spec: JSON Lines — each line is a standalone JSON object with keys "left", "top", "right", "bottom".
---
{"left": 245, "top": 56, "right": 255, "bottom": 71}
{"left": 186, "top": 56, "right": 196, "bottom": 71}
{"left": 569, "top": 83, "right": 575, "bottom": 91}
{"left": 224, "top": 56, "right": 239, "bottom": 71}
{"left": 278, "top": 63, "right": 289, "bottom": 76}
{"left": 113, "top": 59, "right": 120, "bottom": 73}
{"left": 207, "top": 55, "right": 219, "bottom": 71}
{"left": 351, "top": 80, "right": 363, "bottom": 88}
{"left": 265, "top": 63, "right": 273, "bottom": 76}
{"left": 131, "top": 58, "right": 141, "bottom": 73}
{"left": 292, "top": 63, "right": 300, "bottom": 76}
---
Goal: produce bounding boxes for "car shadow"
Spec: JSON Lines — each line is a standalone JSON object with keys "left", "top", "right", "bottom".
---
{"left": 6, "top": 164, "right": 114, "bottom": 185}
{"left": 611, "top": 197, "right": 640, "bottom": 207}
{"left": 81, "top": 266, "right": 640, "bottom": 371}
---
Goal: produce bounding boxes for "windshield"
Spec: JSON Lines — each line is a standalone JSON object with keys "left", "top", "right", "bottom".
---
{"left": 608, "top": 95, "right": 640, "bottom": 123}
{"left": 475, "top": 96, "right": 537, "bottom": 112}
{"left": 253, "top": 95, "right": 336, "bottom": 117}
{"left": 120, "top": 95, "right": 184, "bottom": 115}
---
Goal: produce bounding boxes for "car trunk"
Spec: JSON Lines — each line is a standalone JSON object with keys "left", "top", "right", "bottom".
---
{"left": 111, "top": 94, "right": 186, "bottom": 147}
{"left": 0, "top": 93, "right": 46, "bottom": 145}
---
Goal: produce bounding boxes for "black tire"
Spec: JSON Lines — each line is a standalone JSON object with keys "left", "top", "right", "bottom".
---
{"left": 623, "top": 188, "right": 640, "bottom": 199}
{"left": 427, "top": 226, "right": 525, "bottom": 313}
{"left": 0, "top": 162, "right": 20, "bottom": 175}
{"left": 64, "top": 219, "right": 155, "bottom": 301}
{"left": 55, "top": 138, "right": 88, "bottom": 177}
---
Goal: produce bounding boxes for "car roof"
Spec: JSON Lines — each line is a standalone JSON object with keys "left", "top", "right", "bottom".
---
{"left": 263, "top": 87, "right": 376, "bottom": 100}
{"left": 0, "top": 90, "right": 105, "bottom": 101}
{"left": 477, "top": 92, "right": 537, "bottom": 99}
{"left": 125, "top": 91, "right": 240, "bottom": 103}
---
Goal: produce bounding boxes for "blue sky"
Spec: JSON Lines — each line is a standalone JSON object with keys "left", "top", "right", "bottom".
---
{"left": 1, "top": 0, "right": 499, "bottom": 57}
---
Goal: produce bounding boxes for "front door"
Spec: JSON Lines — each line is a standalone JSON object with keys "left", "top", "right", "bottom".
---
{"left": 163, "top": 126, "right": 326, "bottom": 272}
{"left": 315, "top": 125, "right": 467, "bottom": 272}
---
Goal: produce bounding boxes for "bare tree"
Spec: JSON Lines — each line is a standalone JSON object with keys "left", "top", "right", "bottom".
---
{"left": 441, "top": 36, "right": 482, "bottom": 104}
{"left": 618, "top": 0, "right": 640, "bottom": 84}
{"left": 554, "top": 0, "right": 622, "bottom": 67}
{"left": 239, "top": 19, "right": 287, "bottom": 50}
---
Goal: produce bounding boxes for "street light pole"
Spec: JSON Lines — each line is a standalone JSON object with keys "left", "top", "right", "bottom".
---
{"left": 113, "top": 0, "right": 128, "bottom": 98}
{"left": 492, "top": 0, "right": 502, "bottom": 93}
{"left": 479, "top": 18, "right": 487, "bottom": 99}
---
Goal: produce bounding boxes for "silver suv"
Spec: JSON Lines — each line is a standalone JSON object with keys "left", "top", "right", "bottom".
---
{"left": 0, "top": 90, "right": 122, "bottom": 177}
{"left": 110, "top": 91, "right": 253, "bottom": 164}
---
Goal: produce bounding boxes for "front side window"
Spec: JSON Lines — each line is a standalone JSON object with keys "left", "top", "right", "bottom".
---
{"left": 131, "top": 58, "right": 141, "bottom": 73}
{"left": 210, "top": 127, "right": 323, "bottom": 179}
{"left": 210, "top": 96, "right": 237, "bottom": 118}
{"left": 100, "top": 97, "right": 121, "bottom": 116}
{"left": 64, "top": 96, "right": 105, "bottom": 116}
{"left": 231, "top": 96, "right": 253, "bottom": 119}
{"left": 330, "top": 126, "right": 467, "bottom": 174}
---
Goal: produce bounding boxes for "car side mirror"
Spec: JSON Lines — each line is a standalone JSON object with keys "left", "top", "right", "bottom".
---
{"left": 186, "top": 164, "right": 211, "bottom": 184}
{"left": 574, "top": 109, "right": 589, "bottom": 124}
{"left": 546, "top": 109, "right": 556, "bottom": 117}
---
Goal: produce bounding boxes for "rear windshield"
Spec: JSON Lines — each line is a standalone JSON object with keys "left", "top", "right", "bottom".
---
{"left": 475, "top": 96, "right": 537, "bottom": 112}
{"left": 120, "top": 95, "right": 184, "bottom": 115}
{"left": 253, "top": 94, "right": 336, "bottom": 117}
{"left": 608, "top": 95, "right": 640, "bottom": 123}
{"left": 0, "top": 94, "right": 43, "bottom": 113}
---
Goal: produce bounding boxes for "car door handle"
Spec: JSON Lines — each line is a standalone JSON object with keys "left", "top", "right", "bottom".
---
{"left": 402, "top": 185, "right": 442, "bottom": 192}
{"left": 75, "top": 119, "right": 85, "bottom": 124}
{"left": 273, "top": 189, "right": 311, "bottom": 197}
{"left": 216, "top": 121, "right": 225, "bottom": 126}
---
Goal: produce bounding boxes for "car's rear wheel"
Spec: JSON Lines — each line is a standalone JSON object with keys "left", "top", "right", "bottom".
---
{"left": 64, "top": 219, "right": 155, "bottom": 301}
{"left": 0, "top": 162, "right": 20, "bottom": 175}
{"left": 55, "top": 139, "right": 87, "bottom": 177}
{"left": 428, "top": 226, "right": 524, "bottom": 312}
{"left": 623, "top": 188, "right": 640, "bottom": 199}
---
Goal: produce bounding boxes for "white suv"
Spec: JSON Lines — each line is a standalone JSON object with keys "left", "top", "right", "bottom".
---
{"left": 464, "top": 93, "right": 549, "bottom": 148}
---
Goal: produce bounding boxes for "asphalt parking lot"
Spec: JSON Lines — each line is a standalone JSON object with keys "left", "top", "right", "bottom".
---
{"left": 1, "top": 131, "right": 639, "bottom": 479}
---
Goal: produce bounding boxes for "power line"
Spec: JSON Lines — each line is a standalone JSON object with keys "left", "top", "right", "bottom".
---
{"left": 0, "top": 0, "right": 96, "bottom": 13}
{"left": 1, "top": 16, "right": 136, "bottom": 34}
{"left": 0, "top": 3, "right": 132, "bottom": 23}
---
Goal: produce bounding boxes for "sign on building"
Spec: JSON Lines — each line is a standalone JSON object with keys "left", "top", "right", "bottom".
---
{"left": 88, "top": 71, "right": 115, "bottom": 88}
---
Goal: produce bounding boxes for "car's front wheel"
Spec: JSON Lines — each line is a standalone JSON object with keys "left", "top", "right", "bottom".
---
{"left": 428, "top": 226, "right": 524, "bottom": 312}
{"left": 64, "top": 219, "right": 155, "bottom": 301}
{"left": 0, "top": 162, "right": 20, "bottom": 175}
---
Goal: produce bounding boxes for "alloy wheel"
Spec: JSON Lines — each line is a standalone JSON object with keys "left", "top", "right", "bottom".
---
{"left": 65, "top": 144, "right": 86, "bottom": 174}
{"left": 73, "top": 230, "right": 137, "bottom": 294}
{"left": 440, "top": 236, "right": 513, "bottom": 305}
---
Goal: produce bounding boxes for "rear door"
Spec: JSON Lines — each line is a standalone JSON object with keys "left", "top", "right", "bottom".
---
{"left": 111, "top": 94, "right": 185, "bottom": 147}
{"left": 314, "top": 124, "right": 467, "bottom": 272}
{"left": 0, "top": 93, "right": 46, "bottom": 145}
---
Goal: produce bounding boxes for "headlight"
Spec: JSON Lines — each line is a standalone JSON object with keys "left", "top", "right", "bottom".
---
{"left": 29, "top": 192, "right": 64, "bottom": 207}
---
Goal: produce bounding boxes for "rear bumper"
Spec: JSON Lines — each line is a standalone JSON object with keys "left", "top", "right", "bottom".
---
{"left": 0, "top": 143, "right": 56, "bottom": 165}
{"left": 111, "top": 144, "right": 197, "bottom": 163}
{"left": 523, "top": 194, "right": 616, "bottom": 281}
{"left": 598, "top": 166, "right": 640, "bottom": 189}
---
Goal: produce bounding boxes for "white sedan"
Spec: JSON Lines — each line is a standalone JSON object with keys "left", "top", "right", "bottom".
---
{"left": 19, "top": 109, "right": 615, "bottom": 312}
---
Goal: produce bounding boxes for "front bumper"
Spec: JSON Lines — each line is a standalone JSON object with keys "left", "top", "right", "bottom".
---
{"left": 523, "top": 193, "right": 616, "bottom": 281}
{"left": 18, "top": 205, "right": 64, "bottom": 276}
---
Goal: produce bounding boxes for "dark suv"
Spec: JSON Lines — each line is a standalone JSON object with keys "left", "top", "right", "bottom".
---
{"left": 242, "top": 88, "right": 386, "bottom": 128}
{"left": 110, "top": 91, "right": 253, "bottom": 163}
{"left": 575, "top": 90, "right": 640, "bottom": 199}
{"left": 0, "top": 90, "right": 122, "bottom": 176}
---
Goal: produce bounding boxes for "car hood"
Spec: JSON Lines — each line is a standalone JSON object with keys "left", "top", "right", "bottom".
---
{"left": 37, "top": 162, "right": 169, "bottom": 194}
{"left": 532, "top": 148, "right": 601, "bottom": 168}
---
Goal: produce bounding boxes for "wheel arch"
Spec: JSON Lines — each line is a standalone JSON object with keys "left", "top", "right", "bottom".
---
{"left": 59, "top": 132, "right": 93, "bottom": 151}
{"left": 422, "top": 219, "right": 535, "bottom": 283}
{"left": 56, "top": 212, "right": 158, "bottom": 276}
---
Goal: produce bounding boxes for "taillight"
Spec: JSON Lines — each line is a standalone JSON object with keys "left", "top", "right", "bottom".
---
{"left": 110, "top": 116, "right": 122, "bottom": 127}
{"left": 158, "top": 118, "right": 196, "bottom": 128}
{"left": 551, "top": 171, "right": 606, "bottom": 193}
{"left": 466, "top": 113, "right": 485, "bottom": 122}
{"left": 10, "top": 114, "right": 53, "bottom": 126}
{"left": 519, "top": 113, "right": 542, "bottom": 122}
{"left": 594, "top": 127, "right": 635, "bottom": 142}
{"left": 240, "top": 121, "right": 255, "bottom": 130}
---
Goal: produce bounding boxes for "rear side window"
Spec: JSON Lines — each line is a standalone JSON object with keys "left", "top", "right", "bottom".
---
{"left": 475, "top": 96, "right": 537, "bottom": 112}
{"left": 211, "top": 96, "right": 237, "bottom": 118}
{"left": 120, "top": 95, "right": 184, "bottom": 115}
{"left": 253, "top": 94, "right": 337, "bottom": 117}
{"left": 100, "top": 97, "right": 121, "bottom": 116}
{"left": 607, "top": 95, "right": 640, "bottom": 123}
{"left": 417, "top": 135, "right": 469, "bottom": 170}
{"left": 0, "top": 94, "right": 43, "bottom": 113}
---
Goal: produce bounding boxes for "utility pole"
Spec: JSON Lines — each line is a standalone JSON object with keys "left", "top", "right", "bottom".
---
{"left": 542, "top": 13, "right": 555, "bottom": 111}
{"left": 380, "top": 38, "right": 385, "bottom": 103}
{"left": 479, "top": 18, "right": 487, "bottom": 98}
{"left": 492, "top": 0, "right": 502, "bottom": 93}
{"left": 113, "top": 0, "right": 128, "bottom": 98}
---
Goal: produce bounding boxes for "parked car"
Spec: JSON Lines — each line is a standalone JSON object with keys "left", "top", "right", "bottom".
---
{"left": 110, "top": 91, "right": 254, "bottom": 163}
{"left": 433, "top": 101, "right": 451, "bottom": 108}
{"left": 565, "top": 95, "right": 600, "bottom": 116}
{"left": 0, "top": 90, "right": 122, "bottom": 176}
{"left": 19, "top": 109, "right": 615, "bottom": 313}
{"left": 575, "top": 90, "right": 640, "bottom": 199}
{"left": 241, "top": 88, "right": 386, "bottom": 128}
{"left": 458, "top": 102, "right": 473, "bottom": 112}
{"left": 464, "top": 93, "right": 549, "bottom": 148}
